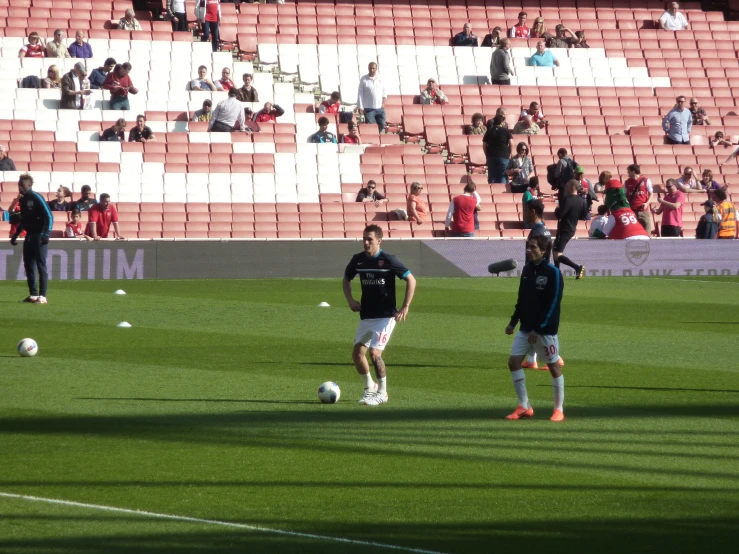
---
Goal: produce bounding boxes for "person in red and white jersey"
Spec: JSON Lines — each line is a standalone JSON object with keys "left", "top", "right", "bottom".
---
{"left": 519, "top": 101, "right": 548, "bottom": 127}
{"left": 445, "top": 183, "right": 479, "bottom": 237}
{"left": 65, "top": 210, "right": 91, "bottom": 240}
{"left": 318, "top": 91, "right": 341, "bottom": 114}
{"left": 594, "top": 179, "right": 650, "bottom": 240}
{"left": 197, "top": 0, "right": 221, "bottom": 52}
{"left": 509, "top": 12, "right": 530, "bottom": 38}
{"left": 623, "top": 164, "right": 653, "bottom": 234}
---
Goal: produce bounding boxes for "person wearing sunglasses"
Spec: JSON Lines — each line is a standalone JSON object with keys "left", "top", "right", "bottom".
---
{"left": 662, "top": 96, "right": 692, "bottom": 145}
{"left": 689, "top": 98, "right": 711, "bottom": 126}
{"left": 675, "top": 166, "right": 700, "bottom": 193}
{"left": 356, "top": 180, "right": 388, "bottom": 206}
{"left": 507, "top": 142, "right": 534, "bottom": 189}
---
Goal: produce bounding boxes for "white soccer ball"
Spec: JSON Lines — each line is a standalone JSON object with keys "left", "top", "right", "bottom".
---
{"left": 317, "top": 381, "right": 341, "bottom": 404}
{"left": 17, "top": 338, "right": 38, "bottom": 357}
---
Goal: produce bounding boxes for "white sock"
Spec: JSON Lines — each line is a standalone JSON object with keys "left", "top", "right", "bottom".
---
{"left": 510, "top": 369, "right": 529, "bottom": 409}
{"left": 552, "top": 375, "right": 564, "bottom": 411}
{"left": 377, "top": 376, "right": 387, "bottom": 395}
{"left": 360, "top": 372, "right": 375, "bottom": 389}
{"left": 526, "top": 353, "right": 537, "bottom": 364}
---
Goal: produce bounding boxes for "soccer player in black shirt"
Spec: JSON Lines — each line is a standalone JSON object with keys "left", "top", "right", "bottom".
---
{"left": 553, "top": 180, "right": 588, "bottom": 279}
{"left": 343, "top": 224, "right": 417, "bottom": 406}
{"left": 505, "top": 234, "right": 566, "bottom": 421}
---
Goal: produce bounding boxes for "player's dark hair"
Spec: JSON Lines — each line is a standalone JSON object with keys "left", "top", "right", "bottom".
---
{"left": 529, "top": 234, "right": 552, "bottom": 260}
{"left": 524, "top": 199, "right": 544, "bottom": 218}
{"left": 100, "top": 193, "right": 110, "bottom": 201}
{"left": 228, "top": 87, "right": 238, "bottom": 97}
{"left": 557, "top": 147, "right": 568, "bottom": 157}
{"left": 529, "top": 176, "right": 539, "bottom": 188}
{"left": 597, "top": 204, "right": 608, "bottom": 215}
{"left": 364, "top": 224, "right": 383, "bottom": 239}
{"left": 317, "top": 116, "right": 329, "bottom": 126}
{"left": 463, "top": 183, "right": 476, "bottom": 193}
{"left": 18, "top": 173, "right": 33, "bottom": 187}
{"left": 367, "top": 180, "right": 376, "bottom": 186}
{"left": 713, "top": 188, "right": 727, "bottom": 201}
{"left": 492, "top": 114, "right": 505, "bottom": 127}
{"left": 104, "top": 57, "right": 116, "bottom": 66}
{"left": 628, "top": 164, "right": 640, "bottom": 174}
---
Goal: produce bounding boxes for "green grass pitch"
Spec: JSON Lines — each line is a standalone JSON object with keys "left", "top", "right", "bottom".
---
{"left": 0, "top": 276, "right": 738, "bottom": 553}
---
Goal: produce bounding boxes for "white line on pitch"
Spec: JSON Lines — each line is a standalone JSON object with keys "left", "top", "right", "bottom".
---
{"left": 0, "top": 492, "right": 449, "bottom": 554}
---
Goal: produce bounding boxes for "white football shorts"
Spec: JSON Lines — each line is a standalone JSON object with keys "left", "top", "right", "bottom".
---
{"left": 510, "top": 331, "right": 560, "bottom": 365}
{"left": 354, "top": 317, "right": 397, "bottom": 351}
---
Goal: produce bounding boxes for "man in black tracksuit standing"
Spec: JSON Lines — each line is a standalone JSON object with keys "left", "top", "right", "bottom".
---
{"left": 504, "top": 234, "right": 566, "bottom": 422}
{"left": 11, "top": 174, "right": 53, "bottom": 304}
{"left": 553, "top": 179, "right": 588, "bottom": 279}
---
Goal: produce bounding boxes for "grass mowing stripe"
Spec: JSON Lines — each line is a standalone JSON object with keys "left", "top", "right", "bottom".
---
{"left": 0, "top": 492, "right": 449, "bottom": 554}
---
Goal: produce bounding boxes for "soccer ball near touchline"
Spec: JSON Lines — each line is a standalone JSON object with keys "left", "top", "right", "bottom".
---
{"left": 17, "top": 338, "right": 38, "bottom": 357}
{"left": 318, "top": 381, "right": 341, "bottom": 404}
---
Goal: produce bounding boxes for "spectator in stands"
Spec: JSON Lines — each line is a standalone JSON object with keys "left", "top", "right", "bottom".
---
{"left": 101, "top": 118, "right": 127, "bottom": 142}
{"left": 209, "top": 87, "right": 245, "bottom": 132}
{"left": 46, "top": 29, "right": 70, "bottom": 59}
{"left": 357, "top": 62, "right": 387, "bottom": 132}
{"left": 675, "top": 166, "right": 700, "bottom": 192}
{"left": 420, "top": 78, "right": 448, "bottom": 105}
{"left": 659, "top": 2, "right": 689, "bottom": 31}
{"left": 356, "top": 180, "right": 388, "bottom": 205}
{"left": 695, "top": 200, "right": 720, "bottom": 239}
{"left": 520, "top": 101, "right": 548, "bottom": 127}
{"left": 483, "top": 114, "right": 514, "bottom": 184}
{"left": 215, "top": 67, "right": 235, "bottom": 91}
{"left": 65, "top": 210, "right": 90, "bottom": 240}
{"left": 190, "top": 65, "right": 217, "bottom": 91}
{"left": 595, "top": 170, "right": 611, "bottom": 194}
{"left": 197, "top": 0, "right": 221, "bottom": 52}
{"left": 89, "top": 58, "right": 116, "bottom": 90}
{"left": 406, "top": 182, "right": 427, "bottom": 224}
{"left": 689, "top": 98, "right": 710, "bottom": 126}
{"left": 42, "top": 65, "right": 62, "bottom": 89}
{"left": 60, "top": 63, "right": 91, "bottom": 110}
{"left": 119, "top": 9, "right": 143, "bottom": 31}
{"left": 662, "top": 96, "right": 691, "bottom": 145}
{"left": 453, "top": 23, "right": 478, "bottom": 47}
{"left": 236, "top": 73, "right": 259, "bottom": 102}
{"left": 48, "top": 186, "right": 72, "bottom": 212}
{"left": 74, "top": 185, "right": 96, "bottom": 212}
{"left": 589, "top": 205, "right": 609, "bottom": 238}
{"left": 319, "top": 91, "right": 341, "bottom": 114}
{"left": 241, "top": 107, "right": 261, "bottom": 133}
{"left": 512, "top": 115, "right": 540, "bottom": 135}
{"left": 507, "top": 142, "right": 534, "bottom": 188}
{"left": 445, "top": 183, "right": 478, "bottom": 237}
{"left": 308, "top": 117, "right": 338, "bottom": 144}
{"left": 18, "top": 32, "right": 45, "bottom": 59}
{"left": 711, "top": 131, "right": 733, "bottom": 149}
{"left": 466, "top": 113, "right": 486, "bottom": 135}
{"left": 0, "top": 145, "right": 16, "bottom": 171}
{"left": 129, "top": 114, "right": 156, "bottom": 142}
{"left": 570, "top": 31, "right": 590, "bottom": 49}
{"left": 509, "top": 12, "right": 530, "bottom": 38}
{"left": 67, "top": 31, "right": 93, "bottom": 59}
{"left": 714, "top": 188, "right": 737, "bottom": 238}
{"left": 552, "top": 148, "right": 576, "bottom": 203}
{"left": 547, "top": 25, "right": 575, "bottom": 49}
{"left": 481, "top": 26, "right": 503, "bottom": 48}
{"left": 529, "top": 41, "right": 559, "bottom": 67}
{"left": 254, "top": 102, "right": 284, "bottom": 123}
{"left": 192, "top": 99, "right": 212, "bottom": 122}
{"left": 700, "top": 169, "right": 725, "bottom": 192}
{"left": 531, "top": 17, "right": 549, "bottom": 39}
{"left": 522, "top": 176, "right": 541, "bottom": 205}
{"left": 102, "top": 63, "right": 139, "bottom": 110}
{"left": 88, "top": 193, "right": 124, "bottom": 240}
{"left": 490, "top": 38, "right": 513, "bottom": 85}
{"left": 624, "top": 164, "right": 653, "bottom": 233}
{"left": 342, "top": 122, "right": 361, "bottom": 144}
{"left": 167, "top": 0, "right": 188, "bottom": 32}
{"left": 575, "top": 166, "right": 594, "bottom": 218}
{"left": 651, "top": 179, "right": 684, "bottom": 236}
{"left": 495, "top": 107, "right": 509, "bottom": 128}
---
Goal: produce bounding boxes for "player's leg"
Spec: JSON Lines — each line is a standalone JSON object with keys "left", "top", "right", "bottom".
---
{"left": 538, "top": 335, "right": 565, "bottom": 421}
{"left": 505, "top": 332, "right": 534, "bottom": 419}
{"left": 352, "top": 337, "right": 377, "bottom": 403}
{"left": 36, "top": 240, "right": 49, "bottom": 303}
{"left": 363, "top": 318, "right": 396, "bottom": 405}
{"left": 22, "top": 236, "right": 39, "bottom": 301}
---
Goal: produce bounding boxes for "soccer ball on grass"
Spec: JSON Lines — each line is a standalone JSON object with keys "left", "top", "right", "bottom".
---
{"left": 317, "top": 381, "right": 341, "bottom": 404}
{"left": 17, "top": 338, "right": 38, "bottom": 357}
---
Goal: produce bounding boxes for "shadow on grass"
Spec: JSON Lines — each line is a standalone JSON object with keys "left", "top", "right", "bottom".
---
{"left": 0, "top": 516, "right": 737, "bottom": 554}
{"left": 77, "top": 398, "right": 316, "bottom": 405}
{"left": 544, "top": 385, "right": 739, "bottom": 394}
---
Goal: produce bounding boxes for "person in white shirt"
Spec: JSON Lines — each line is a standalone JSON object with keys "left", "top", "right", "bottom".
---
{"left": 589, "top": 205, "right": 609, "bottom": 238}
{"left": 209, "top": 88, "right": 245, "bottom": 132}
{"left": 357, "top": 62, "right": 387, "bottom": 132}
{"left": 658, "top": 2, "right": 689, "bottom": 31}
{"left": 190, "top": 65, "right": 216, "bottom": 91}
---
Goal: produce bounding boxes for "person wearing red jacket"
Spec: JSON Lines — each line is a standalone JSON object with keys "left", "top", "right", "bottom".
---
{"left": 101, "top": 63, "right": 138, "bottom": 110}
{"left": 197, "top": 0, "right": 221, "bottom": 52}
{"left": 623, "top": 164, "right": 653, "bottom": 233}
{"left": 254, "top": 102, "right": 284, "bottom": 123}
{"left": 445, "top": 183, "right": 479, "bottom": 237}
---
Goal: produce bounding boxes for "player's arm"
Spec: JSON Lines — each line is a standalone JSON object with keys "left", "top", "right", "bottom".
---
{"left": 506, "top": 273, "right": 525, "bottom": 334}
{"left": 395, "top": 273, "right": 416, "bottom": 322}
{"left": 538, "top": 264, "right": 561, "bottom": 334}
{"left": 342, "top": 262, "right": 361, "bottom": 312}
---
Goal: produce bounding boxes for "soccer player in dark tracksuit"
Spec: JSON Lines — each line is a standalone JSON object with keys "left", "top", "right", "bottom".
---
{"left": 11, "top": 174, "right": 53, "bottom": 304}
{"left": 504, "top": 234, "right": 566, "bottom": 422}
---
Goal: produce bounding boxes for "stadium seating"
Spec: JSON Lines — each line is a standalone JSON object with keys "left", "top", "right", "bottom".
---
{"left": 0, "top": 0, "right": 738, "bottom": 239}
